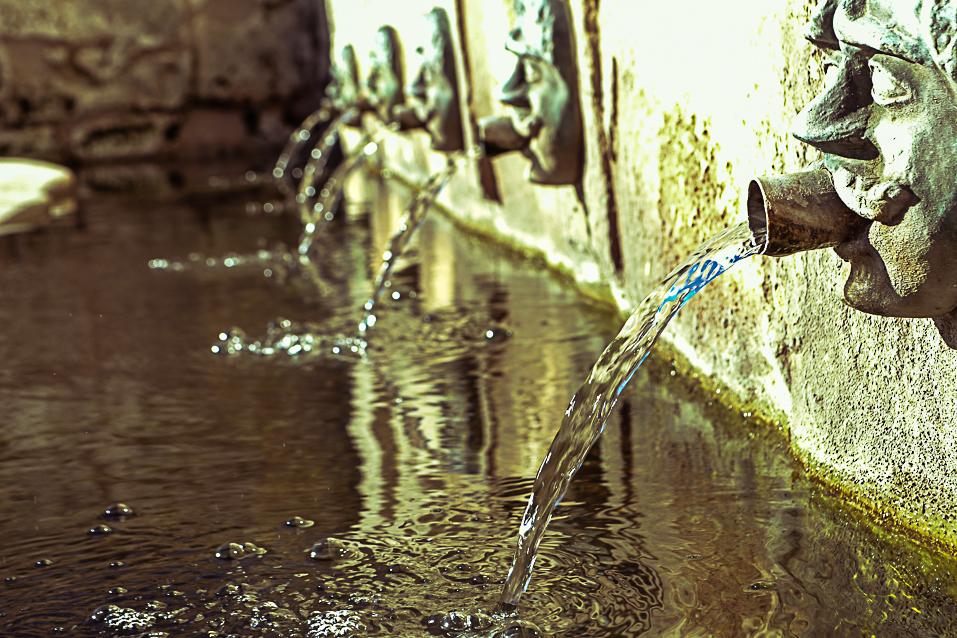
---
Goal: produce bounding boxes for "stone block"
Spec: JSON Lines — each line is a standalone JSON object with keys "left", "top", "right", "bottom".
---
{"left": 0, "top": 0, "right": 192, "bottom": 126}
{"left": 189, "top": 0, "right": 323, "bottom": 103}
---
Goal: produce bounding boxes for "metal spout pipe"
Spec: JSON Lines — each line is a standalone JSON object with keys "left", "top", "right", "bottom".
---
{"left": 477, "top": 115, "right": 528, "bottom": 157}
{"left": 393, "top": 105, "right": 424, "bottom": 131}
{"left": 747, "top": 169, "right": 866, "bottom": 257}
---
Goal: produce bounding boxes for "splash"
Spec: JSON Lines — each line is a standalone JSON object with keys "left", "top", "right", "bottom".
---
{"left": 500, "top": 222, "right": 767, "bottom": 606}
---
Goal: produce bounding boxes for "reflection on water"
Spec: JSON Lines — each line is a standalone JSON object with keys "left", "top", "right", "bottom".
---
{"left": 0, "top": 168, "right": 955, "bottom": 637}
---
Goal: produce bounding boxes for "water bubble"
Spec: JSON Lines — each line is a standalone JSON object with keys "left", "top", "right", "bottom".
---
{"left": 216, "top": 583, "right": 240, "bottom": 597}
{"left": 88, "top": 524, "right": 113, "bottom": 536}
{"left": 108, "top": 586, "right": 128, "bottom": 597}
{"left": 35, "top": 558, "right": 54, "bottom": 568}
{"left": 245, "top": 170, "right": 258, "bottom": 182}
{"left": 272, "top": 167, "right": 284, "bottom": 179}
{"left": 88, "top": 604, "right": 157, "bottom": 633}
{"left": 423, "top": 611, "right": 493, "bottom": 635}
{"left": 214, "top": 542, "right": 267, "bottom": 560}
{"left": 307, "top": 609, "right": 366, "bottom": 637}
{"left": 109, "top": 561, "right": 126, "bottom": 569}
{"left": 306, "top": 538, "right": 359, "bottom": 562}
{"left": 285, "top": 515, "right": 315, "bottom": 529}
{"left": 391, "top": 291, "right": 400, "bottom": 301}
{"left": 103, "top": 502, "right": 135, "bottom": 520}
{"left": 3, "top": 576, "right": 16, "bottom": 584}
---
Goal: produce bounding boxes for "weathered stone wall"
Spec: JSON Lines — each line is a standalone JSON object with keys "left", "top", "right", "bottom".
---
{"left": 326, "top": 0, "right": 957, "bottom": 551}
{"left": 0, "top": 0, "right": 329, "bottom": 162}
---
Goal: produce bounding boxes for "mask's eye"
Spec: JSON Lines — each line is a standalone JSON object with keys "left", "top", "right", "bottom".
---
{"left": 869, "top": 58, "right": 912, "bottom": 106}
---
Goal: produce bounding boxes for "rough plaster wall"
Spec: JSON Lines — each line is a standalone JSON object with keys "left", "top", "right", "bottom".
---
{"left": 324, "top": 0, "right": 957, "bottom": 550}
{"left": 0, "top": 0, "right": 329, "bottom": 162}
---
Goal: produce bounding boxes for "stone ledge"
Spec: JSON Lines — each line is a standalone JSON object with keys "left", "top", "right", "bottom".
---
{"left": 0, "top": 158, "right": 76, "bottom": 234}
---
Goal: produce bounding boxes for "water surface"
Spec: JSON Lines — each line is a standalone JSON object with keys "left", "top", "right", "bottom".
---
{"left": 0, "top": 169, "right": 955, "bottom": 637}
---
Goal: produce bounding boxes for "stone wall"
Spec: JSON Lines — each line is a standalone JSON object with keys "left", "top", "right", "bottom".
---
{"left": 326, "top": 0, "right": 957, "bottom": 552}
{"left": 0, "top": 0, "right": 329, "bottom": 162}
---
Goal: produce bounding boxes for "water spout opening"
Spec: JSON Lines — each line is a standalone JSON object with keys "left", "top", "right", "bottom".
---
{"left": 746, "top": 169, "right": 866, "bottom": 257}
{"left": 477, "top": 115, "right": 528, "bottom": 158}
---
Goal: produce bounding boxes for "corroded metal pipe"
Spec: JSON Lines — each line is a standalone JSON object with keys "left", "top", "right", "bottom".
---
{"left": 746, "top": 169, "right": 866, "bottom": 257}
{"left": 393, "top": 105, "right": 424, "bottom": 131}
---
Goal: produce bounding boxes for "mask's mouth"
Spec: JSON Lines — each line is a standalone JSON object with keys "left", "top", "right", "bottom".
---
{"left": 747, "top": 168, "right": 869, "bottom": 257}
{"left": 478, "top": 115, "right": 531, "bottom": 157}
{"left": 393, "top": 104, "right": 425, "bottom": 131}
{"left": 830, "top": 165, "right": 918, "bottom": 227}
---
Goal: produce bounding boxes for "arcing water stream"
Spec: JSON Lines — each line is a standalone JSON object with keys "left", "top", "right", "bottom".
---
{"left": 296, "top": 136, "right": 378, "bottom": 257}
{"left": 355, "top": 155, "right": 461, "bottom": 343}
{"left": 294, "top": 108, "right": 360, "bottom": 225}
{"left": 272, "top": 106, "right": 335, "bottom": 196}
{"left": 500, "top": 222, "right": 767, "bottom": 606}
{"left": 217, "top": 155, "right": 464, "bottom": 359}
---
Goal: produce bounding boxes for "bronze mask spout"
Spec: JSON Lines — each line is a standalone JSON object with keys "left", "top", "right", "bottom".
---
{"left": 746, "top": 169, "right": 867, "bottom": 257}
{"left": 477, "top": 115, "right": 528, "bottom": 158}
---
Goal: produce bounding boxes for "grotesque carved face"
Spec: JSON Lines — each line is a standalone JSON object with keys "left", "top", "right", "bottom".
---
{"left": 404, "top": 8, "right": 464, "bottom": 152}
{"left": 795, "top": 0, "right": 957, "bottom": 318}
{"left": 326, "top": 45, "right": 363, "bottom": 113}
{"left": 366, "top": 26, "right": 405, "bottom": 123}
{"left": 499, "top": 0, "right": 582, "bottom": 185}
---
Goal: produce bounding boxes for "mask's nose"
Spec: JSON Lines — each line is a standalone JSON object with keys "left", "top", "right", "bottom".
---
{"left": 792, "top": 52, "right": 879, "bottom": 160}
{"left": 500, "top": 59, "right": 530, "bottom": 109}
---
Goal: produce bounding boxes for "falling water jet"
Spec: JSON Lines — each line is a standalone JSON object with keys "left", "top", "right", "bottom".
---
{"left": 273, "top": 105, "right": 336, "bottom": 196}
{"left": 499, "top": 221, "right": 768, "bottom": 607}
{"left": 294, "top": 108, "right": 361, "bottom": 221}
{"left": 296, "top": 135, "right": 383, "bottom": 258}
{"left": 352, "top": 151, "right": 473, "bottom": 346}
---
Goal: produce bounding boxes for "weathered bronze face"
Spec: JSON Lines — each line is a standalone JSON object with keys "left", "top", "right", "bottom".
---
{"left": 795, "top": 0, "right": 957, "bottom": 318}
{"left": 479, "top": 0, "right": 583, "bottom": 185}
{"left": 366, "top": 26, "right": 405, "bottom": 124}
{"left": 396, "top": 8, "right": 464, "bottom": 152}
